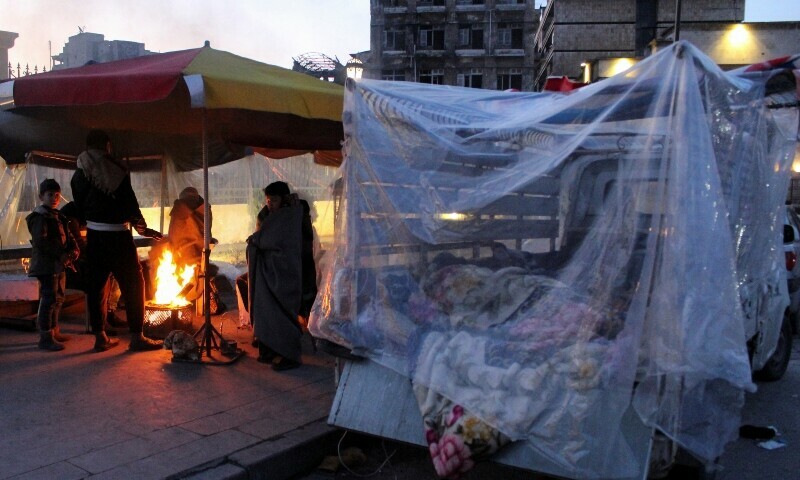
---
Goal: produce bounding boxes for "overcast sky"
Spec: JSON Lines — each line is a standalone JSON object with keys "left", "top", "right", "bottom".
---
{"left": 1, "top": 0, "right": 371, "bottom": 71}
{"left": 1, "top": 0, "right": 798, "bottom": 72}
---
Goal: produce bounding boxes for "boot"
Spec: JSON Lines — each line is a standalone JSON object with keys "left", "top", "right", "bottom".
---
{"left": 129, "top": 333, "right": 162, "bottom": 352}
{"left": 52, "top": 325, "right": 72, "bottom": 342}
{"left": 94, "top": 332, "right": 120, "bottom": 352}
{"left": 38, "top": 330, "right": 65, "bottom": 351}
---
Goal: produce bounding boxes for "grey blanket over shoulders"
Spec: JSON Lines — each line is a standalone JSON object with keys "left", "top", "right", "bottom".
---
{"left": 247, "top": 203, "right": 303, "bottom": 361}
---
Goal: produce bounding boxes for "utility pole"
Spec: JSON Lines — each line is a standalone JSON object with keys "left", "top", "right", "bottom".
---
{"left": 674, "top": 0, "right": 682, "bottom": 41}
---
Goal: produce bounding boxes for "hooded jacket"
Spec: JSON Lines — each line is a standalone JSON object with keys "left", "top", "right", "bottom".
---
{"left": 70, "top": 148, "right": 145, "bottom": 226}
{"left": 25, "top": 205, "right": 79, "bottom": 276}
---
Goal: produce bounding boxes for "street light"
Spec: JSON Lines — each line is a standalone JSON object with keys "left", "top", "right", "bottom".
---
{"left": 346, "top": 58, "right": 364, "bottom": 79}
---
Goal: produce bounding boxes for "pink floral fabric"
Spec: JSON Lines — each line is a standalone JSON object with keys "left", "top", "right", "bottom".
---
{"left": 414, "top": 384, "right": 510, "bottom": 479}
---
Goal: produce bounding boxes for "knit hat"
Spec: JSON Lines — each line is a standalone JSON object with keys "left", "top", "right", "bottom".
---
{"left": 39, "top": 178, "right": 61, "bottom": 195}
{"left": 263, "top": 181, "right": 290, "bottom": 196}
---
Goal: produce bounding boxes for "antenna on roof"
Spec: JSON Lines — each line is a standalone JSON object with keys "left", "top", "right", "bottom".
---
{"left": 78, "top": 26, "right": 85, "bottom": 33}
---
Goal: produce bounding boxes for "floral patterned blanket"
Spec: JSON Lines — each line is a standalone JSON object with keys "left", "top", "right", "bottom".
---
{"left": 403, "top": 261, "right": 626, "bottom": 478}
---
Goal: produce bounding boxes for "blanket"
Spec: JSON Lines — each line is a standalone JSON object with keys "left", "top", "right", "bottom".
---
{"left": 247, "top": 203, "right": 304, "bottom": 362}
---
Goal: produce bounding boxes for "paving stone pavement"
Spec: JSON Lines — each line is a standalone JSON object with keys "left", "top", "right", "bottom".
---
{"left": 0, "top": 306, "right": 340, "bottom": 480}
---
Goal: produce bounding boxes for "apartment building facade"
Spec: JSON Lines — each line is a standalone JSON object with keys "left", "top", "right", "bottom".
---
{"left": 533, "top": 0, "right": 744, "bottom": 89}
{"left": 366, "top": 0, "right": 541, "bottom": 91}
{"left": 52, "top": 31, "right": 152, "bottom": 70}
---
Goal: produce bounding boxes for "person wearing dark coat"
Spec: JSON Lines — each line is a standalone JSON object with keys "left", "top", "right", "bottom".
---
{"left": 61, "top": 201, "right": 125, "bottom": 334}
{"left": 70, "top": 129, "right": 164, "bottom": 353}
{"left": 26, "top": 179, "right": 80, "bottom": 351}
{"left": 247, "top": 181, "right": 304, "bottom": 371}
{"left": 237, "top": 187, "right": 317, "bottom": 320}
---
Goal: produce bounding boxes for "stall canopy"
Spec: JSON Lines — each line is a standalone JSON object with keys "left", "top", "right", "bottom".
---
{"left": 0, "top": 45, "right": 345, "bottom": 331}
{"left": 309, "top": 42, "right": 799, "bottom": 478}
{"left": 0, "top": 45, "right": 345, "bottom": 168}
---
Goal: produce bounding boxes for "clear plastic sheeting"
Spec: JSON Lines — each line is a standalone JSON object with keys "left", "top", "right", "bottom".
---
{"left": 310, "top": 42, "right": 798, "bottom": 478}
{"left": 0, "top": 153, "right": 339, "bottom": 273}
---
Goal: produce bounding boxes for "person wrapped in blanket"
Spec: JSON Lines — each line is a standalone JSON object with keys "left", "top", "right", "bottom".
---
{"left": 246, "top": 181, "right": 305, "bottom": 371}
{"left": 163, "top": 187, "right": 225, "bottom": 314}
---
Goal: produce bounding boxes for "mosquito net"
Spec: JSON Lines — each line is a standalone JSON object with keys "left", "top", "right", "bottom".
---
{"left": 309, "top": 42, "right": 798, "bottom": 477}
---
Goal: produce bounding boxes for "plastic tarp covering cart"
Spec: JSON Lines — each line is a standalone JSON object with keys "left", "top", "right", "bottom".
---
{"left": 309, "top": 42, "right": 799, "bottom": 479}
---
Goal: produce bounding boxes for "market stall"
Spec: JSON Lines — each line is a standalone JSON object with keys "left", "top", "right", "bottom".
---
{"left": 0, "top": 46, "right": 344, "bottom": 358}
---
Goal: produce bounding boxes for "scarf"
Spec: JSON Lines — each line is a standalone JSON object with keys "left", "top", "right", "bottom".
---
{"left": 76, "top": 148, "right": 128, "bottom": 196}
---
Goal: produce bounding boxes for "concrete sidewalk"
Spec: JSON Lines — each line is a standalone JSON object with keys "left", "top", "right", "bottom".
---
{"left": 0, "top": 306, "right": 340, "bottom": 480}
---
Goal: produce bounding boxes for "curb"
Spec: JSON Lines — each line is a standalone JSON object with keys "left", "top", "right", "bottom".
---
{"left": 183, "top": 419, "right": 341, "bottom": 480}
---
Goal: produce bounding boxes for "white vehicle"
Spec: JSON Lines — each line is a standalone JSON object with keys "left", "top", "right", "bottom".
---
{"left": 784, "top": 206, "right": 800, "bottom": 333}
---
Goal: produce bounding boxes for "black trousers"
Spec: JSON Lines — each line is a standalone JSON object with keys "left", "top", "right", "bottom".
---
{"left": 35, "top": 273, "right": 65, "bottom": 332}
{"left": 86, "top": 229, "right": 145, "bottom": 334}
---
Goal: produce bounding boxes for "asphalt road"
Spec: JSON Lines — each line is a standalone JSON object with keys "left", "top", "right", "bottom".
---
{"left": 717, "top": 337, "right": 800, "bottom": 479}
{"left": 296, "top": 339, "right": 800, "bottom": 480}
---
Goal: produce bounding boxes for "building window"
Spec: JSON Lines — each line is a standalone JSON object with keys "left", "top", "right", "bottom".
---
{"left": 497, "top": 23, "right": 523, "bottom": 48}
{"left": 497, "top": 68, "right": 522, "bottom": 90}
{"left": 458, "top": 24, "right": 484, "bottom": 49}
{"left": 382, "top": 69, "right": 406, "bottom": 81}
{"left": 381, "top": 0, "right": 406, "bottom": 6}
{"left": 456, "top": 0, "right": 485, "bottom": 4}
{"left": 383, "top": 29, "right": 405, "bottom": 50}
{"left": 417, "top": 0, "right": 444, "bottom": 5}
{"left": 457, "top": 68, "right": 483, "bottom": 88}
{"left": 419, "top": 68, "right": 444, "bottom": 84}
{"left": 419, "top": 26, "right": 445, "bottom": 49}
{"left": 496, "top": 0, "right": 524, "bottom": 4}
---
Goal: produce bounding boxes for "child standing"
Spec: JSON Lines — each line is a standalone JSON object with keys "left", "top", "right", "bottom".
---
{"left": 26, "top": 179, "right": 80, "bottom": 351}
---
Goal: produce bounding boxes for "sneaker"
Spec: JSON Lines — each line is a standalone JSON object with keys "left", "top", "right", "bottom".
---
{"left": 93, "top": 332, "right": 120, "bottom": 352}
{"left": 129, "top": 333, "right": 162, "bottom": 352}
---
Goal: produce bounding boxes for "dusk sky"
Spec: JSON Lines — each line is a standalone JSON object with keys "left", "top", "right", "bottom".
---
{"left": 1, "top": 0, "right": 799, "bottom": 72}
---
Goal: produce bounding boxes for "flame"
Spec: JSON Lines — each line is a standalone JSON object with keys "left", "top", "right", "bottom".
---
{"left": 21, "top": 258, "right": 30, "bottom": 274}
{"left": 153, "top": 249, "right": 195, "bottom": 307}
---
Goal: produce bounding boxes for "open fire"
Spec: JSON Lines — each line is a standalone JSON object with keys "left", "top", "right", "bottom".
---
{"left": 144, "top": 248, "right": 196, "bottom": 339}
{"left": 153, "top": 249, "right": 195, "bottom": 307}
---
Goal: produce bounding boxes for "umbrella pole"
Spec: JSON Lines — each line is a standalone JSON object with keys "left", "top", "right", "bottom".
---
{"left": 192, "top": 109, "right": 242, "bottom": 364}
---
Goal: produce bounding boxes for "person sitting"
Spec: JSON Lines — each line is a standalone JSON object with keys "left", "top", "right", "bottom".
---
{"left": 165, "top": 187, "right": 224, "bottom": 314}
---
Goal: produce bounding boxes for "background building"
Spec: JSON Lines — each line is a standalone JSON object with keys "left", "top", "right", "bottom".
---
{"left": 366, "top": 0, "right": 541, "bottom": 91}
{"left": 534, "top": 0, "right": 745, "bottom": 89}
{"left": 51, "top": 30, "right": 152, "bottom": 70}
{"left": 0, "top": 30, "right": 18, "bottom": 80}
